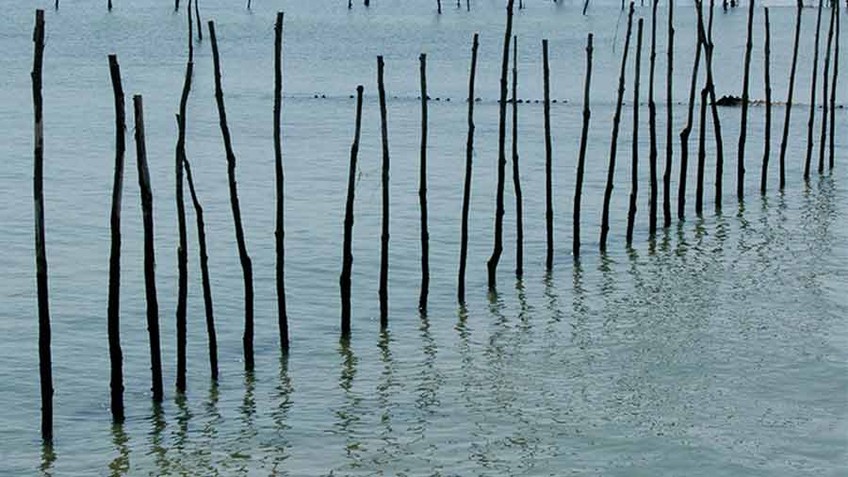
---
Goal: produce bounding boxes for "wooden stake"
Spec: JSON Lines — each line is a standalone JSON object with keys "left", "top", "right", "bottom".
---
{"left": 486, "top": 0, "right": 515, "bottom": 288}
{"left": 703, "top": 0, "right": 725, "bottom": 208}
{"left": 32, "top": 9, "right": 53, "bottom": 442}
{"left": 805, "top": 0, "right": 825, "bottom": 181}
{"left": 819, "top": 3, "right": 836, "bottom": 174}
{"left": 600, "top": 2, "right": 634, "bottom": 251}
{"left": 419, "top": 53, "right": 430, "bottom": 311}
{"left": 174, "top": 0, "right": 193, "bottom": 395}
{"left": 778, "top": 0, "right": 803, "bottom": 190}
{"left": 438, "top": 0, "right": 442, "bottom": 14}
{"left": 761, "top": 8, "right": 772, "bottom": 194}
{"left": 133, "top": 95, "right": 164, "bottom": 403}
{"left": 663, "top": 0, "right": 675, "bottom": 228}
{"left": 648, "top": 0, "right": 659, "bottom": 236}
{"left": 340, "top": 86, "right": 364, "bottom": 337}
{"left": 274, "top": 12, "right": 289, "bottom": 352}
{"left": 696, "top": 87, "right": 708, "bottom": 215}
{"left": 678, "top": 0, "right": 704, "bottom": 221}
{"left": 458, "top": 33, "right": 479, "bottom": 303}
{"left": 736, "top": 0, "right": 755, "bottom": 201}
{"left": 182, "top": 158, "right": 218, "bottom": 381}
{"left": 194, "top": 0, "right": 202, "bottom": 42}
{"left": 511, "top": 36, "right": 523, "bottom": 277}
{"left": 573, "top": 33, "right": 593, "bottom": 258}
{"left": 377, "top": 56, "right": 390, "bottom": 328}
{"left": 107, "top": 54, "right": 125, "bottom": 424}
{"left": 829, "top": 1, "right": 839, "bottom": 170}
{"left": 543, "top": 39, "right": 554, "bottom": 269}
{"left": 627, "top": 18, "right": 643, "bottom": 246}
{"left": 209, "top": 21, "right": 255, "bottom": 371}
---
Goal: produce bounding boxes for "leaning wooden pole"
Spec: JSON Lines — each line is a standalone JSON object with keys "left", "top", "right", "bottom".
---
{"left": 703, "top": 0, "right": 725, "bottom": 208}
{"left": 600, "top": 2, "right": 634, "bottom": 251}
{"left": 134, "top": 95, "right": 164, "bottom": 404}
{"left": 663, "top": 0, "right": 675, "bottom": 228}
{"left": 648, "top": 0, "right": 659, "bottom": 236}
{"left": 778, "top": 0, "right": 803, "bottom": 190}
{"left": 829, "top": 1, "right": 839, "bottom": 170}
{"left": 818, "top": 3, "right": 836, "bottom": 174}
{"left": 736, "top": 0, "right": 755, "bottom": 201}
{"left": 804, "top": 0, "right": 825, "bottom": 181}
{"left": 761, "top": 8, "right": 772, "bottom": 194}
{"left": 174, "top": 0, "right": 194, "bottom": 395}
{"left": 274, "top": 12, "right": 289, "bottom": 352}
{"left": 458, "top": 33, "right": 479, "bottom": 303}
{"left": 573, "top": 33, "right": 594, "bottom": 258}
{"left": 678, "top": 0, "right": 704, "bottom": 221}
{"left": 419, "top": 53, "right": 430, "bottom": 312}
{"left": 107, "top": 54, "right": 126, "bottom": 424}
{"left": 32, "top": 9, "right": 53, "bottom": 442}
{"left": 510, "top": 36, "right": 523, "bottom": 277}
{"left": 340, "top": 86, "right": 364, "bottom": 337}
{"left": 377, "top": 56, "right": 390, "bottom": 329}
{"left": 182, "top": 158, "right": 218, "bottom": 381}
{"left": 209, "top": 21, "right": 255, "bottom": 371}
{"left": 696, "top": 87, "right": 708, "bottom": 215}
{"left": 487, "top": 0, "right": 515, "bottom": 288}
{"left": 543, "top": 39, "right": 554, "bottom": 269}
{"left": 627, "top": 18, "right": 643, "bottom": 246}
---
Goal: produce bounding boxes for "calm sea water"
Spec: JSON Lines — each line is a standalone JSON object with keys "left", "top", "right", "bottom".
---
{"left": 1, "top": 0, "right": 846, "bottom": 475}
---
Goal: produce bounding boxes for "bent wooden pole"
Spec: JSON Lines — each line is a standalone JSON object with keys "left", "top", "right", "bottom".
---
{"left": 829, "top": 1, "right": 839, "bottom": 170}
{"left": 627, "top": 18, "right": 643, "bottom": 246}
{"left": 340, "top": 86, "right": 364, "bottom": 337}
{"left": 209, "top": 20, "right": 255, "bottom": 371}
{"left": 679, "top": 0, "right": 704, "bottom": 221}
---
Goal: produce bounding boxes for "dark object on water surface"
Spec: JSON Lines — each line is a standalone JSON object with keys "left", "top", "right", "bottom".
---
{"left": 715, "top": 95, "right": 743, "bottom": 107}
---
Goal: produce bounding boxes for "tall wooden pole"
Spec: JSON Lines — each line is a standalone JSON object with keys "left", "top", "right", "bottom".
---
{"left": 511, "top": 36, "right": 523, "bottom": 277}
{"left": 209, "top": 21, "right": 255, "bottom": 371}
{"left": 663, "top": 0, "right": 675, "bottom": 228}
{"left": 32, "top": 9, "right": 53, "bottom": 442}
{"left": 458, "top": 33, "right": 479, "bottom": 303}
{"left": 194, "top": 0, "right": 202, "bottom": 42}
{"left": 274, "top": 12, "right": 289, "bottom": 352}
{"left": 627, "top": 18, "right": 643, "bottom": 246}
{"left": 703, "top": 0, "right": 725, "bottom": 208}
{"left": 829, "top": 1, "right": 839, "bottom": 170}
{"left": 543, "top": 39, "right": 554, "bottom": 269}
{"left": 107, "top": 54, "right": 126, "bottom": 423}
{"left": 134, "top": 95, "right": 164, "bottom": 404}
{"left": 761, "top": 8, "right": 772, "bottom": 194}
{"left": 487, "top": 0, "right": 515, "bottom": 288}
{"left": 736, "top": 0, "right": 755, "bottom": 201}
{"left": 678, "top": 0, "right": 704, "bottom": 221}
{"left": 648, "top": 0, "right": 659, "bottom": 236}
{"left": 600, "top": 2, "right": 634, "bottom": 251}
{"left": 182, "top": 158, "right": 218, "bottom": 381}
{"left": 696, "top": 87, "right": 708, "bottom": 215}
{"left": 419, "top": 53, "right": 430, "bottom": 312}
{"left": 778, "top": 0, "right": 803, "bottom": 190}
{"left": 340, "top": 86, "right": 364, "bottom": 338}
{"left": 174, "top": 0, "right": 194, "bottom": 395}
{"left": 573, "top": 33, "right": 593, "bottom": 258}
{"left": 819, "top": 3, "right": 836, "bottom": 174}
{"left": 805, "top": 0, "right": 825, "bottom": 181}
{"left": 377, "top": 56, "right": 390, "bottom": 329}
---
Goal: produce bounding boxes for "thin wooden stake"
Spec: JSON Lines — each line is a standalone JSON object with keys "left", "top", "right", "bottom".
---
{"left": 663, "top": 0, "right": 675, "bottom": 228}
{"left": 696, "top": 87, "right": 708, "bottom": 215}
{"left": 340, "top": 87, "right": 364, "bottom": 337}
{"left": 32, "top": 9, "right": 53, "bottom": 442}
{"left": 648, "top": 0, "right": 659, "bottom": 236}
{"left": 829, "top": 1, "right": 839, "bottom": 170}
{"left": 182, "top": 158, "right": 218, "bottom": 381}
{"left": 107, "top": 54, "right": 125, "bottom": 423}
{"left": 274, "top": 12, "right": 289, "bottom": 352}
{"left": 458, "top": 33, "right": 479, "bottom": 303}
{"left": 194, "top": 0, "right": 202, "bottom": 42}
{"left": 678, "top": 0, "right": 704, "bottom": 221}
{"left": 543, "top": 39, "right": 554, "bottom": 269}
{"left": 737, "top": 0, "right": 756, "bottom": 201}
{"left": 133, "top": 95, "right": 164, "bottom": 404}
{"left": 377, "top": 56, "right": 390, "bottom": 328}
{"left": 511, "top": 36, "right": 523, "bottom": 277}
{"left": 419, "top": 53, "right": 430, "bottom": 312}
{"left": 627, "top": 18, "right": 643, "bottom": 246}
{"left": 600, "top": 2, "right": 634, "bottom": 251}
{"left": 209, "top": 21, "right": 255, "bottom": 371}
{"left": 805, "top": 0, "right": 825, "bottom": 180}
{"left": 761, "top": 8, "right": 772, "bottom": 194}
{"left": 486, "top": 0, "right": 515, "bottom": 288}
{"left": 573, "top": 33, "right": 593, "bottom": 258}
{"left": 819, "top": 3, "right": 836, "bottom": 174}
{"left": 778, "top": 0, "right": 803, "bottom": 190}
{"left": 703, "top": 0, "right": 725, "bottom": 208}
